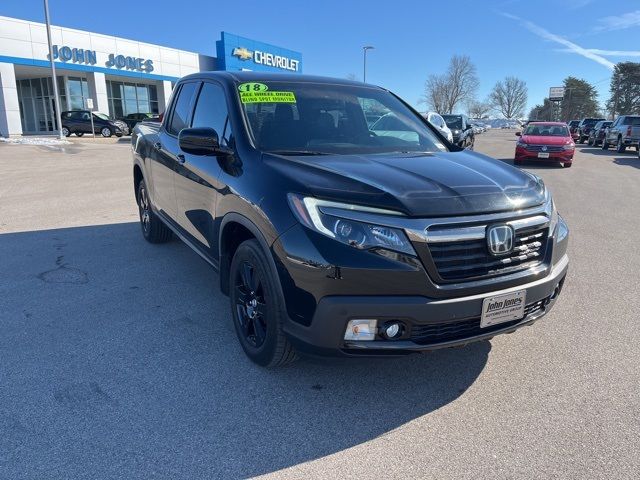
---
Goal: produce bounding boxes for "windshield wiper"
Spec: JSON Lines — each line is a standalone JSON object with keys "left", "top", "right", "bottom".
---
{"left": 268, "top": 150, "right": 331, "bottom": 156}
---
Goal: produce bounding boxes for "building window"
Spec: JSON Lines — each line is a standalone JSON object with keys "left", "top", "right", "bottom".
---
{"left": 67, "top": 77, "right": 89, "bottom": 110}
{"left": 106, "top": 80, "right": 159, "bottom": 119}
{"left": 16, "top": 76, "right": 68, "bottom": 133}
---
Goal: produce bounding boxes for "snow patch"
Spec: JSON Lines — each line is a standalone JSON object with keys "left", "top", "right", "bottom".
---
{"left": 0, "top": 137, "right": 72, "bottom": 146}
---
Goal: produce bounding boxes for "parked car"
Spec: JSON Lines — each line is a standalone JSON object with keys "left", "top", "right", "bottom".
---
{"left": 442, "top": 114, "right": 475, "bottom": 149}
{"left": 131, "top": 72, "right": 569, "bottom": 367}
{"left": 587, "top": 120, "right": 612, "bottom": 146}
{"left": 515, "top": 121, "right": 575, "bottom": 168}
{"left": 424, "top": 111, "right": 453, "bottom": 142}
{"left": 60, "top": 110, "right": 129, "bottom": 137}
{"left": 576, "top": 117, "right": 605, "bottom": 144}
{"left": 567, "top": 120, "right": 580, "bottom": 142}
{"left": 602, "top": 115, "right": 640, "bottom": 153}
{"left": 120, "top": 112, "right": 157, "bottom": 132}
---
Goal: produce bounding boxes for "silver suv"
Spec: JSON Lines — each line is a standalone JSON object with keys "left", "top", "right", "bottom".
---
{"left": 602, "top": 115, "right": 640, "bottom": 153}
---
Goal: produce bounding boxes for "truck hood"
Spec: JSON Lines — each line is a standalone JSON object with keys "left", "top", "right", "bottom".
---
{"left": 263, "top": 150, "right": 545, "bottom": 217}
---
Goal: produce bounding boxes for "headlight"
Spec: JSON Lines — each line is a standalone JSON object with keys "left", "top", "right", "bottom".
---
{"left": 516, "top": 140, "right": 527, "bottom": 147}
{"left": 562, "top": 143, "right": 575, "bottom": 151}
{"left": 288, "top": 194, "right": 416, "bottom": 256}
{"left": 453, "top": 129, "right": 460, "bottom": 135}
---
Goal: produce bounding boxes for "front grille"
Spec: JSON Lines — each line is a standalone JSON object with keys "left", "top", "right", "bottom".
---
{"left": 525, "top": 145, "right": 564, "bottom": 152}
{"left": 410, "top": 297, "right": 548, "bottom": 345}
{"left": 428, "top": 224, "right": 548, "bottom": 282}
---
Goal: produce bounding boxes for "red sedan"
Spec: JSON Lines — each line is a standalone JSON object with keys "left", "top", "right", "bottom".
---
{"left": 514, "top": 122, "right": 575, "bottom": 168}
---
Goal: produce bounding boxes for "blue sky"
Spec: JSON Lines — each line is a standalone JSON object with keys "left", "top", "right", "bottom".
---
{"left": 2, "top": 0, "right": 638, "bottom": 115}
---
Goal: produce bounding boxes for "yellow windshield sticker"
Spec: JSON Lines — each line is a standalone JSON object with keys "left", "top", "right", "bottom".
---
{"left": 240, "top": 91, "right": 297, "bottom": 103}
{"left": 238, "top": 82, "right": 269, "bottom": 93}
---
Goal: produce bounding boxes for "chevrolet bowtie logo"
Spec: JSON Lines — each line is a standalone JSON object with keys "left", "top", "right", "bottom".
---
{"left": 232, "top": 47, "right": 253, "bottom": 61}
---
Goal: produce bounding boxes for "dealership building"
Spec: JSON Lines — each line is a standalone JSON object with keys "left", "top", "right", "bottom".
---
{"left": 0, "top": 15, "right": 303, "bottom": 136}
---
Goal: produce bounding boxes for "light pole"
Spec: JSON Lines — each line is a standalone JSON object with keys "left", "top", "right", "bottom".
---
{"left": 362, "top": 46, "right": 374, "bottom": 83}
{"left": 44, "top": 0, "right": 63, "bottom": 139}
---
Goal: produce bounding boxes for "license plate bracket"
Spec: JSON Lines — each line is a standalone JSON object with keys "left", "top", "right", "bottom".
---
{"left": 480, "top": 290, "right": 526, "bottom": 328}
{"left": 538, "top": 152, "right": 550, "bottom": 158}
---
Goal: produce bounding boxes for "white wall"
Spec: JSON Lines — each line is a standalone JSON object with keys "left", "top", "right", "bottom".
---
{"left": 87, "top": 72, "right": 109, "bottom": 113}
{"left": 0, "top": 62, "right": 22, "bottom": 137}
{"left": 0, "top": 16, "right": 201, "bottom": 79}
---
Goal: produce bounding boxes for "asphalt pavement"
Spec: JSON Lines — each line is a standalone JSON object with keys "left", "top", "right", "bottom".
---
{"left": 1, "top": 130, "right": 639, "bottom": 479}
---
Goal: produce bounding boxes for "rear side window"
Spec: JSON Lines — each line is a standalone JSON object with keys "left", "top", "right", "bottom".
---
{"left": 191, "top": 82, "right": 232, "bottom": 146}
{"left": 622, "top": 116, "right": 640, "bottom": 125}
{"left": 168, "top": 82, "right": 198, "bottom": 136}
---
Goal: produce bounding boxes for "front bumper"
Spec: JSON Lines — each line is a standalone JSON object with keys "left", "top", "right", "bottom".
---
{"left": 283, "top": 255, "right": 568, "bottom": 357}
{"left": 515, "top": 148, "right": 573, "bottom": 162}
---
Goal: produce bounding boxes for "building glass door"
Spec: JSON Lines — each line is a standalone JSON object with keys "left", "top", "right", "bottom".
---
{"left": 17, "top": 76, "right": 67, "bottom": 134}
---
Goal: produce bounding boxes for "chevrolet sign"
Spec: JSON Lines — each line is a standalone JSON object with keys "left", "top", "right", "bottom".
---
{"left": 232, "top": 47, "right": 253, "bottom": 61}
{"left": 232, "top": 46, "right": 300, "bottom": 72}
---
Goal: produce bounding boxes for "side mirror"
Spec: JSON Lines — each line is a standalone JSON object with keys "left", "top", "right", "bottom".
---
{"left": 179, "top": 127, "right": 222, "bottom": 156}
{"left": 515, "top": 132, "right": 521, "bottom": 136}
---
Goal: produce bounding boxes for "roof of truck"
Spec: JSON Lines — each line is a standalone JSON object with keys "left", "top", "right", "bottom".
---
{"left": 179, "top": 71, "right": 382, "bottom": 88}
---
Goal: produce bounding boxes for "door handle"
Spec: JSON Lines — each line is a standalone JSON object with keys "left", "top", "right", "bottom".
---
{"left": 153, "top": 142, "right": 162, "bottom": 150}
{"left": 176, "top": 154, "right": 186, "bottom": 164}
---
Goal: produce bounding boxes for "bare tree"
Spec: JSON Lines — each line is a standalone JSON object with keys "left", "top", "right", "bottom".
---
{"left": 444, "top": 55, "right": 480, "bottom": 113}
{"left": 467, "top": 100, "right": 492, "bottom": 118}
{"left": 422, "top": 55, "right": 480, "bottom": 114}
{"left": 489, "top": 77, "right": 528, "bottom": 119}
{"left": 422, "top": 74, "right": 449, "bottom": 113}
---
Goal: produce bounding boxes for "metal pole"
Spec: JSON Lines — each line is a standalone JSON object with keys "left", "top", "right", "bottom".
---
{"left": 362, "top": 46, "right": 374, "bottom": 84}
{"left": 363, "top": 49, "right": 366, "bottom": 83}
{"left": 44, "top": 0, "right": 63, "bottom": 140}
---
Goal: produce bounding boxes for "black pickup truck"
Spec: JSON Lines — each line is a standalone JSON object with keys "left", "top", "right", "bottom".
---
{"left": 132, "top": 72, "right": 569, "bottom": 367}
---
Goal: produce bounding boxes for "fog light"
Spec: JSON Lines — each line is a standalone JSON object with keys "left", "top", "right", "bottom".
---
{"left": 382, "top": 321, "right": 403, "bottom": 339}
{"left": 344, "top": 319, "right": 377, "bottom": 341}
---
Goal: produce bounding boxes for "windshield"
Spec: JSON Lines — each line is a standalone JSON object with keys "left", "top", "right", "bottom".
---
{"left": 524, "top": 124, "right": 569, "bottom": 136}
{"left": 582, "top": 119, "right": 602, "bottom": 128}
{"left": 238, "top": 81, "right": 447, "bottom": 155}
{"left": 94, "top": 113, "right": 110, "bottom": 121}
{"left": 442, "top": 115, "right": 462, "bottom": 130}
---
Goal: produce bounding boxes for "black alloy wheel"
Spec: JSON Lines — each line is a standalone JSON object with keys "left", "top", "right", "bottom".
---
{"left": 138, "top": 182, "right": 151, "bottom": 237}
{"left": 229, "top": 239, "right": 297, "bottom": 367}
{"left": 234, "top": 261, "right": 268, "bottom": 349}
{"left": 136, "top": 180, "right": 172, "bottom": 243}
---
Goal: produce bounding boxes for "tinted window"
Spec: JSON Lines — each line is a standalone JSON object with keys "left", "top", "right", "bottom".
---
{"left": 239, "top": 81, "right": 447, "bottom": 155}
{"left": 442, "top": 115, "right": 462, "bottom": 130}
{"left": 524, "top": 124, "right": 569, "bottom": 136}
{"left": 191, "top": 82, "right": 232, "bottom": 146}
{"left": 622, "top": 116, "right": 640, "bottom": 125}
{"left": 168, "top": 82, "right": 198, "bottom": 135}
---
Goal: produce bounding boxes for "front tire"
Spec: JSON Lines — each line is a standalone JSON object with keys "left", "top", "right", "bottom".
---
{"left": 230, "top": 239, "right": 297, "bottom": 367}
{"left": 587, "top": 137, "right": 593, "bottom": 146}
{"left": 75, "top": 132, "right": 84, "bottom": 137}
{"left": 602, "top": 138, "right": 609, "bottom": 150}
{"left": 616, "top": 137, "right": 626, "bottom": 153}
{"left": 101, "top": 127, "right": 113, "bottom": 138}
{"left": 137, "top": 179, "right": 172, "bottom": 243}
{"left": 61, "top": 127, "right": 70, "bottom": 137}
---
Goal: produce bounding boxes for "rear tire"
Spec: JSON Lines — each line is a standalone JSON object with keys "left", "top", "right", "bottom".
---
{"left": 137, "top": 179, "right": 172, "bottom": 243}
{"left": 75, "top": 132, "right": 84, "bottom": 137}
{"left": 61, "top": 127, "right": 70, "bottom": 137}
{"left": 230, "top": 239, "right": 297, "bottom": 367}
{"left": 616, "top": 137, "right": 626, "bottom": 153}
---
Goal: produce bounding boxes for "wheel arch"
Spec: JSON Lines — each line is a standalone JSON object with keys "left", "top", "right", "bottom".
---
{"left": 218, "top": 213, "right": 282, "bottom": 299}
